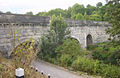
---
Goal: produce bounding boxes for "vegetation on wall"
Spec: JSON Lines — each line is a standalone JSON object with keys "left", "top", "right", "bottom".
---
{"left": 37, "top": 15, "right": 70, "bottom": 60}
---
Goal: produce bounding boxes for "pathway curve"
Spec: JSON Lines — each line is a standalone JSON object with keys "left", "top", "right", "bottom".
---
{"left": 32, "top": 60, "right": 96, "bottom": 78}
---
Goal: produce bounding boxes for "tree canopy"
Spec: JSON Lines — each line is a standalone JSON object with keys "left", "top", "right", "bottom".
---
{"left": 50, "top": 15, "right": 70, "bottom": 45}
{"left": 26, "top": 11, "right": 33, "bottom": 15}
{"left": 96, "top": 2, "right": 103, "bottom": 8}
{"left": 106, "top": 0, "right": 120, "bottom": 40}
{"left": 37, "top": 15, "right": 70, "bottom": 58}
{"left": 6, "top": 11, "right": 12, "bottom": 14}
{"left": 35, "top": 2, "right": 109, "bottom": 21}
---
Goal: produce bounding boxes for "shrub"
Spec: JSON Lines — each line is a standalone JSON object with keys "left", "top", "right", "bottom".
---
{"left": 0, "top": 57, "right": 46, "bottom": 78}
{"left": 60, "top": 54, "right": 73, "bottom": 67}
{"left": 89, "top": 41, "right": 120, "bottom": 65}
{"left": 101, "top": 65, "right": 120, "bottom": 78}
{"left": 56, "top": 38, "right": 87, "bottom": 58}
{"left": 72, "top": 56, "right": 120, "bottom": 78}
{"left": 0, "top": 64, "right": 3, "bottom": 72}
{"left": 0, "top": 43, "right": 46, "bottom": 78}
{"left": 72, "top": 57, "right": 95, "bottom": 73}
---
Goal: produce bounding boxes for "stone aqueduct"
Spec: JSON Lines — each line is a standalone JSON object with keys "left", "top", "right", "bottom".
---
{"left": 0, "top": 13, "right": 110, "bottom": 57}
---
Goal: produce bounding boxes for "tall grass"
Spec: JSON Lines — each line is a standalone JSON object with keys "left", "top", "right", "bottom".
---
{"left": 0, "top": 41, "right": 46, "bottom": 78}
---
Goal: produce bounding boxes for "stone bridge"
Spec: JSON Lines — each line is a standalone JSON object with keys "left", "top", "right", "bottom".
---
{"left": 0, "top": 13, "right": 110, "bottom": 57}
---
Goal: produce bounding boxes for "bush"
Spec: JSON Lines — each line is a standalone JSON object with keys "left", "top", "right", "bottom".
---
{"left": 0, "top": 43, "right": 46, "bottom": 78}
{"left": 0, "top": 64, "right": 3, "bottom": 71}
{"left": 60, "top": 54, "right": 73, "bottom": 67}
{"left": 55, "top": 38, "right": 90, "bottom": 66}
{"left": 101, "top": 65, "right": 120, "bottom": 78}
{"left": 37, "top": 35, "right": 57, "bottom": 60}
{"left": 72, "top": 56, "right": 120, "bottom": 78}
{"left": 89, "top": 41, "right": 120, "bottom": 65}
{"left": 56, "top": 38, "right": 88, "bottom": 58}
{"left": 72, "top": 57, "right": 97, "bottom": 73}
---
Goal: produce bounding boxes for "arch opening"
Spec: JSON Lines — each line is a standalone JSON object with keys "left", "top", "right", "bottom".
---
{"left": 69, "top": 37, "right": 79, "bottom": 43}
{"left": 86, "top": 34, "right": 93, "bottom": 47}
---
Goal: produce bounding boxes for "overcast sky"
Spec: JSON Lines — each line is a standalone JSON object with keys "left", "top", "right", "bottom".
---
{"left": 0, "top": 0, "right": 106, "bottom": 14}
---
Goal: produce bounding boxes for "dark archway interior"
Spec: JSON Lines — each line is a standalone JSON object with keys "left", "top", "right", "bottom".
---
{"left": 86, "top": 34, "right": 93, "bottom": 47}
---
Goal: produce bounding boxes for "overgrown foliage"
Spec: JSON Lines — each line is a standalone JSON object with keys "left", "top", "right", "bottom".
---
{"left": 55, "top": 39, "right": 88, "bottom": 66}
{"left": 50, "top": 15, "right": 70, "bottom": 45}
{"left": 72, "top": 56, "right": 120, "bottom": 78}
{"left": 36, "top": 1, "right": 120, "bottom": 77}
{"left": 0, "top": 41, "right": 46, "bottom": 78}
{"left": 37, "top": 15, "right": 70, "bottom": 59}
{"left": 106, "top": 0, "right": 120, "bottom": 40}
{"left": 88, "top": 41, "right": 120, "bottom": 66}
{"left": 38, "top": 38, "right": 120, "bottom": 78}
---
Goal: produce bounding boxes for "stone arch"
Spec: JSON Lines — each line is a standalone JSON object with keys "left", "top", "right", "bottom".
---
{"left": 86, "top": 34, "right": 93, "bottom": 47}
{"left": 70, "top": 37, "right": 79, "bottom": 43}
{"left": 69, "top": 36, "right": 80, "bottom": 43}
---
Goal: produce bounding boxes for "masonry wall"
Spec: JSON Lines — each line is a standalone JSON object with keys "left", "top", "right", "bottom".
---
{"left": 0, "top": 13, "right": 110, "bottom": 57}
{"left": 0, "top": 25, "right": 49, "bottom": 57}
{"left": 70, "top": 26, "right": 109, "bottom": 48}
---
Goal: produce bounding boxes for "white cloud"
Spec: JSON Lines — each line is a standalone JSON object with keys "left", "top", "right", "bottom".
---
{"left": 0, "top": 0, "right": 106, "bottom": 14}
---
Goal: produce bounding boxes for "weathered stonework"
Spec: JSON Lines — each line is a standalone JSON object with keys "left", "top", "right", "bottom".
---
{"left": 0, "top": 13, "right": 110, "bottom": 57}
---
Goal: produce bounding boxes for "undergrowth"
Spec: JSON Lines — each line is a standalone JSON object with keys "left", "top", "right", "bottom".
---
{"left": 0, "top": 41, "right": 46, "bottom": 78}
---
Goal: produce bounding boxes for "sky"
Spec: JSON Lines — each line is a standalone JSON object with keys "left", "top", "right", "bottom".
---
{"left": 0, "top": 0, "right": 106, "bottom": 14}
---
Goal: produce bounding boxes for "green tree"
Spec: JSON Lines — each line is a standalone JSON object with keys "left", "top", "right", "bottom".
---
{"left": 26, "top": 11, "right": 33, "bottom": 15}
{"left": 6, "top": 11, "right": 12, "bottom": 14}
{"left": 37, "top": 15, "right": 70, "bottom": 59}
{"left": 66, "top": 7, "right": 72, "bottom": 18}
{"left": 75, "top": 13, "right": 83, "bottom": 20}
{"left": 38, "top": 33, "right": 57, "bottom": 58}
{"left": 86, "top": 4, "right": 97, "bottom": 15}
{"left": 103, "top": 12, "right": 109, "bottom": 21}
{"left": 50, "top": 15, "right": 70, "bottom": 45}
{"left": 89, "top": 14, "right": 102, "bottom": 21}
{"left": 55, "top": 38, "right": 88, "bottom": 66}
{"left": 36, "top": 12, "right": 48, "bottom": 16}
{"left": 83, "top": 12, "right": 89, "bottom": 20}
{"left": 35, "top": 3, "right": 109, "bottom": 21}
{"left": 48, "top": 8, "right": 66, "bottom": 17}
{"left": 71, "top": 3, "right": 85, "bottom": 15}
{"left": 98, "top": 6, "right": 106, "bottom": 21}
{"left": 96, "top": 2, "right": 103, "bottom": 8}
{"left": 106, "top": 0, "right": 120, "bottom": 39}
{"left": 56, "top": 38, "right": 82, "bottom": 56}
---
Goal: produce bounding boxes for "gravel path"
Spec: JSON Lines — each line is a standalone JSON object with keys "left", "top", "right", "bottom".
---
{"left": 32, "top": 60, "right": 96, "bottom": 78}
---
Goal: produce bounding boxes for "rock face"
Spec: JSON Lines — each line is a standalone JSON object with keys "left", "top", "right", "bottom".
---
{"left": 0, "top": 13, "right": 110, "bottom": 57}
